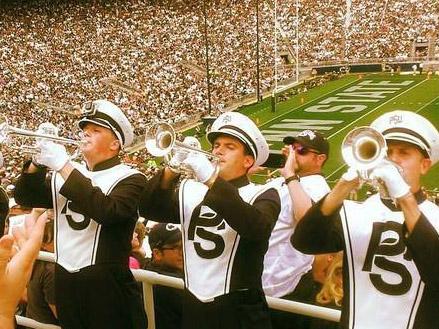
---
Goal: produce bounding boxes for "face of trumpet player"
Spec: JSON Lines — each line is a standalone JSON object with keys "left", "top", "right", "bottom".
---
{"left": 211, "top": 135, "right": 255, "bottom": 181}
{"left": 80, "top": 123, "right": 121, "bottom": 169}
{"left": 386, "top": 140, "right": 431, "bottom": 193}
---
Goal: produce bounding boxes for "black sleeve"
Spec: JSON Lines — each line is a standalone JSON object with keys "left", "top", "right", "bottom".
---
{"left": 203, "top": 178, "right": 281, "bottom": 241}
{"left": 403, "top": 213, "right": 439, "bottom": 287}
{"left": 59, "top": 169, "right": 146, "bottom": 226}
{"left": 14, "top": 160, "right": 53, "bottom": 208}
{"left": 138, "top": 169, "right": 180, "bottom": 224}
{"left": 0, "top": 188, "right": 9, "bottom": 238}
{"left": 291, "top": 194, "right": 344, "bottom": 254}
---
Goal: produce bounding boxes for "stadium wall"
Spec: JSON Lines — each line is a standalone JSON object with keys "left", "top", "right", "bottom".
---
{"left": 313, "top": 62, "right": 421, "bottom": 75}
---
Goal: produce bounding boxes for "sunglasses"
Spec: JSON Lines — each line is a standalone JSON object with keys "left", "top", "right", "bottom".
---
{"left": 294, "top": 145, "right": 321, "bottom": 156}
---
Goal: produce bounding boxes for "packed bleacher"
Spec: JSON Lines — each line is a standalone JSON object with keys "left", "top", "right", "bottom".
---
{"left": 1, "top": 2, "right": 439, "bottom": 329}
{"left": 0, "top": 0, "right": 437, "bottom": 186}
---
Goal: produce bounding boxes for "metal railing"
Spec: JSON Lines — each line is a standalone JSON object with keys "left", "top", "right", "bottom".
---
{"left": 17, "top": 251, "right": 341, "bottom": 329}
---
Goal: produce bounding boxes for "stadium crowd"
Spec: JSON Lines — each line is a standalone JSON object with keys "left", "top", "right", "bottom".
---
{"left": 0, "top": 2, "right": 438, "bottom": 328}
{"left": 0, "top": 0, "right": 438, "bottom": 186}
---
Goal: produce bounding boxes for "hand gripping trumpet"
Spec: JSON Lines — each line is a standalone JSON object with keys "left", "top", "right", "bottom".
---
{"left": 341, "top": 126, "right": 402, "bottom": 197}
{"left": 145, "top": 122, "right": 220, "bottom": 178}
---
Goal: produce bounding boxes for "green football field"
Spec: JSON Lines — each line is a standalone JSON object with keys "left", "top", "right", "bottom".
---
{"left": 197, "top": 73, "right": 439, "bottom": 192}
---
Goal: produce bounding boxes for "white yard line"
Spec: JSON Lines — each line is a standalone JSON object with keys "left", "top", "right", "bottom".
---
{"left": 260, "top": 77, "right": 361, "bottom": 127}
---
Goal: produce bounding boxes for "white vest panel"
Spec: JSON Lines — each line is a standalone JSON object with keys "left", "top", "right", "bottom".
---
{"left": 341, "top": 194, "right": 439, "bottom": 329}
{"left": 179, "top": 179, "right": 271, "bottom": 302}
{"left": 52, "top": 162, "right": 139, "bottom": 272}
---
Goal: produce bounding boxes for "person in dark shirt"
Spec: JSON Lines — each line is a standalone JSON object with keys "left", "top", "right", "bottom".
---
{"left": 14, "top": 100, "right": 147, "bottom": 329}
{"left": 144, "top": 223, "right": 184, "bottom": 329}
{"left": 0, "top": 199, "right": 46, "bottom": 329}
{"left": 0, "top": 187, "right": 9, "bottom": 237}
{"left": 25, "top": 209, "right": 58, "bottom": 327}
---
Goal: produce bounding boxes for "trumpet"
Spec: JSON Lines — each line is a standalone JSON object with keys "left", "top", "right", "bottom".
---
{"left": 145, "top": 122, "right": 219, "bottom": 176}
{"left": 0, "top": 116, "right": 83, "bottom": 155}
{"left": 341, "top": 126, "right": 400, "bottom": 198}
{"left": 341, "top": 126, "right": 387, "bottom": 179}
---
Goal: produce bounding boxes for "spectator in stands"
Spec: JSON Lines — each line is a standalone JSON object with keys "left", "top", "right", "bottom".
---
{"left": 25, "top": 209, "right": 58, "bottom": 327}
{"left": 145, "top": 223, "right": 184, "bottom": 274}
{"left": 144, "top": 223, "right": 183, "bottom": 329}
{"left": 310, "top": 252, "right": 343, "bottom": 329}
{"left": 0, "top": 197, "right": 46, "bottom": 329}
{"left": 0, "top": 0, "right": 437, "bottom": 183}
{"left": 263, "top": 130, "right": 330, "bottom": 329}
{"left": 129, "top": 221, "right": 147, "bottom": 269}
{"left": 292, "top": 111, "right": 439, "bottom": 329}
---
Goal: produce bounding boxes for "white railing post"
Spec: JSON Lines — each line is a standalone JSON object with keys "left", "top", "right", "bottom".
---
{"left": 142, "top": 280, "right": 155, "bottom": 329}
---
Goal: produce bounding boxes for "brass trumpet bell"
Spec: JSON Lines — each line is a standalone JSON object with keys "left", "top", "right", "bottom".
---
{"left": 144, "top": 122, "right": 175, "bottom": 157}
{"left": 144, "top": 122, "right": 220, "bottom": 177}
{"left": 341, "top": 127, "right": 387, "bottom": 173}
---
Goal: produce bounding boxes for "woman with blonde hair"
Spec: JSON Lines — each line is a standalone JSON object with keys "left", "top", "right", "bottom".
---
{"left": 316, "top": 252, "right": 343, "bottom": 307}
{"left": 311, "top": 252, "right": 343, "bottom": 329}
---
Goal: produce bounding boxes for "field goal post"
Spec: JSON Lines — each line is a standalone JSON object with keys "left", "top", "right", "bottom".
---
{"left": 272, "top": 0, "right": 300, "bottom": 112}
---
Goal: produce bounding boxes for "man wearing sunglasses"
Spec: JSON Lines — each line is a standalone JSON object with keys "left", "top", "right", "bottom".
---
{"left": 144, "top": 223, "right": 184, "bottom": 329}
{"left": 14, "top": 100, "right": 147, "bottom": 329}
{"left": 263, "top": 130, "right": 331, "bottom": 329}
{"left": 146, "top": 223, "right": 184, "bottom": 274}
{"left": 292, "top": 111, "right": 439, "bottom": 329}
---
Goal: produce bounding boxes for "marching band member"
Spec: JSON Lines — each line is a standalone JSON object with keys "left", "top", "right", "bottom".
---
{"left": 292, "top": 111, "right": 439, "bottom": 329}
{"left": 140, "top": 112, "right": 280, "bottom": 329}
{"left": 14, "top": 100, "right": 147, "bottom": 329}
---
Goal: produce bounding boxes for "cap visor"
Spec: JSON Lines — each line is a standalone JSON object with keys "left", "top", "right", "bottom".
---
{"left": 385, "top": 133, "right": 430, "bottom": 156}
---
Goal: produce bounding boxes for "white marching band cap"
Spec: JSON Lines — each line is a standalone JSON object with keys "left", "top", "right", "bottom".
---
{"left": 371, "top": 110, "right": 439, "bottom": 165}
{"left": 207, "top": 112, "right": 269, "bottom": 168}
{"left": 78, "top": 99, "right": 134, "bottom": 148}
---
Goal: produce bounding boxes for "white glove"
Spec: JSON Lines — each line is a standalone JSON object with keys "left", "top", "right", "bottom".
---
{"left": 370, "top": 163, "right": 410, "bottom": 199}
{"left": 182, "top": 136, "right": 201, "bottom": 150}
{"left": 168, "top": 149, "right": 189, "bottom": 170}
{"left": 182, "top": 152, "right": 215, "bottom": 183}
{"left": 34, "top": 141, "right": 69, "bottom": 171}
{"left": 36, "top": 122, "right": 59, "bottom": 137}
{"left": 341, "top": 166, "right": 359, "bottom": 182}
{"left": 168, "top": 136, "right": 201, "bottom": 171}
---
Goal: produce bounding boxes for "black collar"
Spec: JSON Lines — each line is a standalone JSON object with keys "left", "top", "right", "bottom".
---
{"left": 227, "top": 174, "right": 250, "bottom": 188}
{"left": 381, "top": 189, "right": 426, "bottom": 211}
{"left": 88, "top": 156, "right": 120, "bottom": 172}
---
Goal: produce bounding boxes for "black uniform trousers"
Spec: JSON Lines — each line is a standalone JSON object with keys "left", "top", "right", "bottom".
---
{"left": 55, "top": 264, "right": 147, "bottom": 329}
{"left": 182, "top": 288, "right": 272, "bottom": 329}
